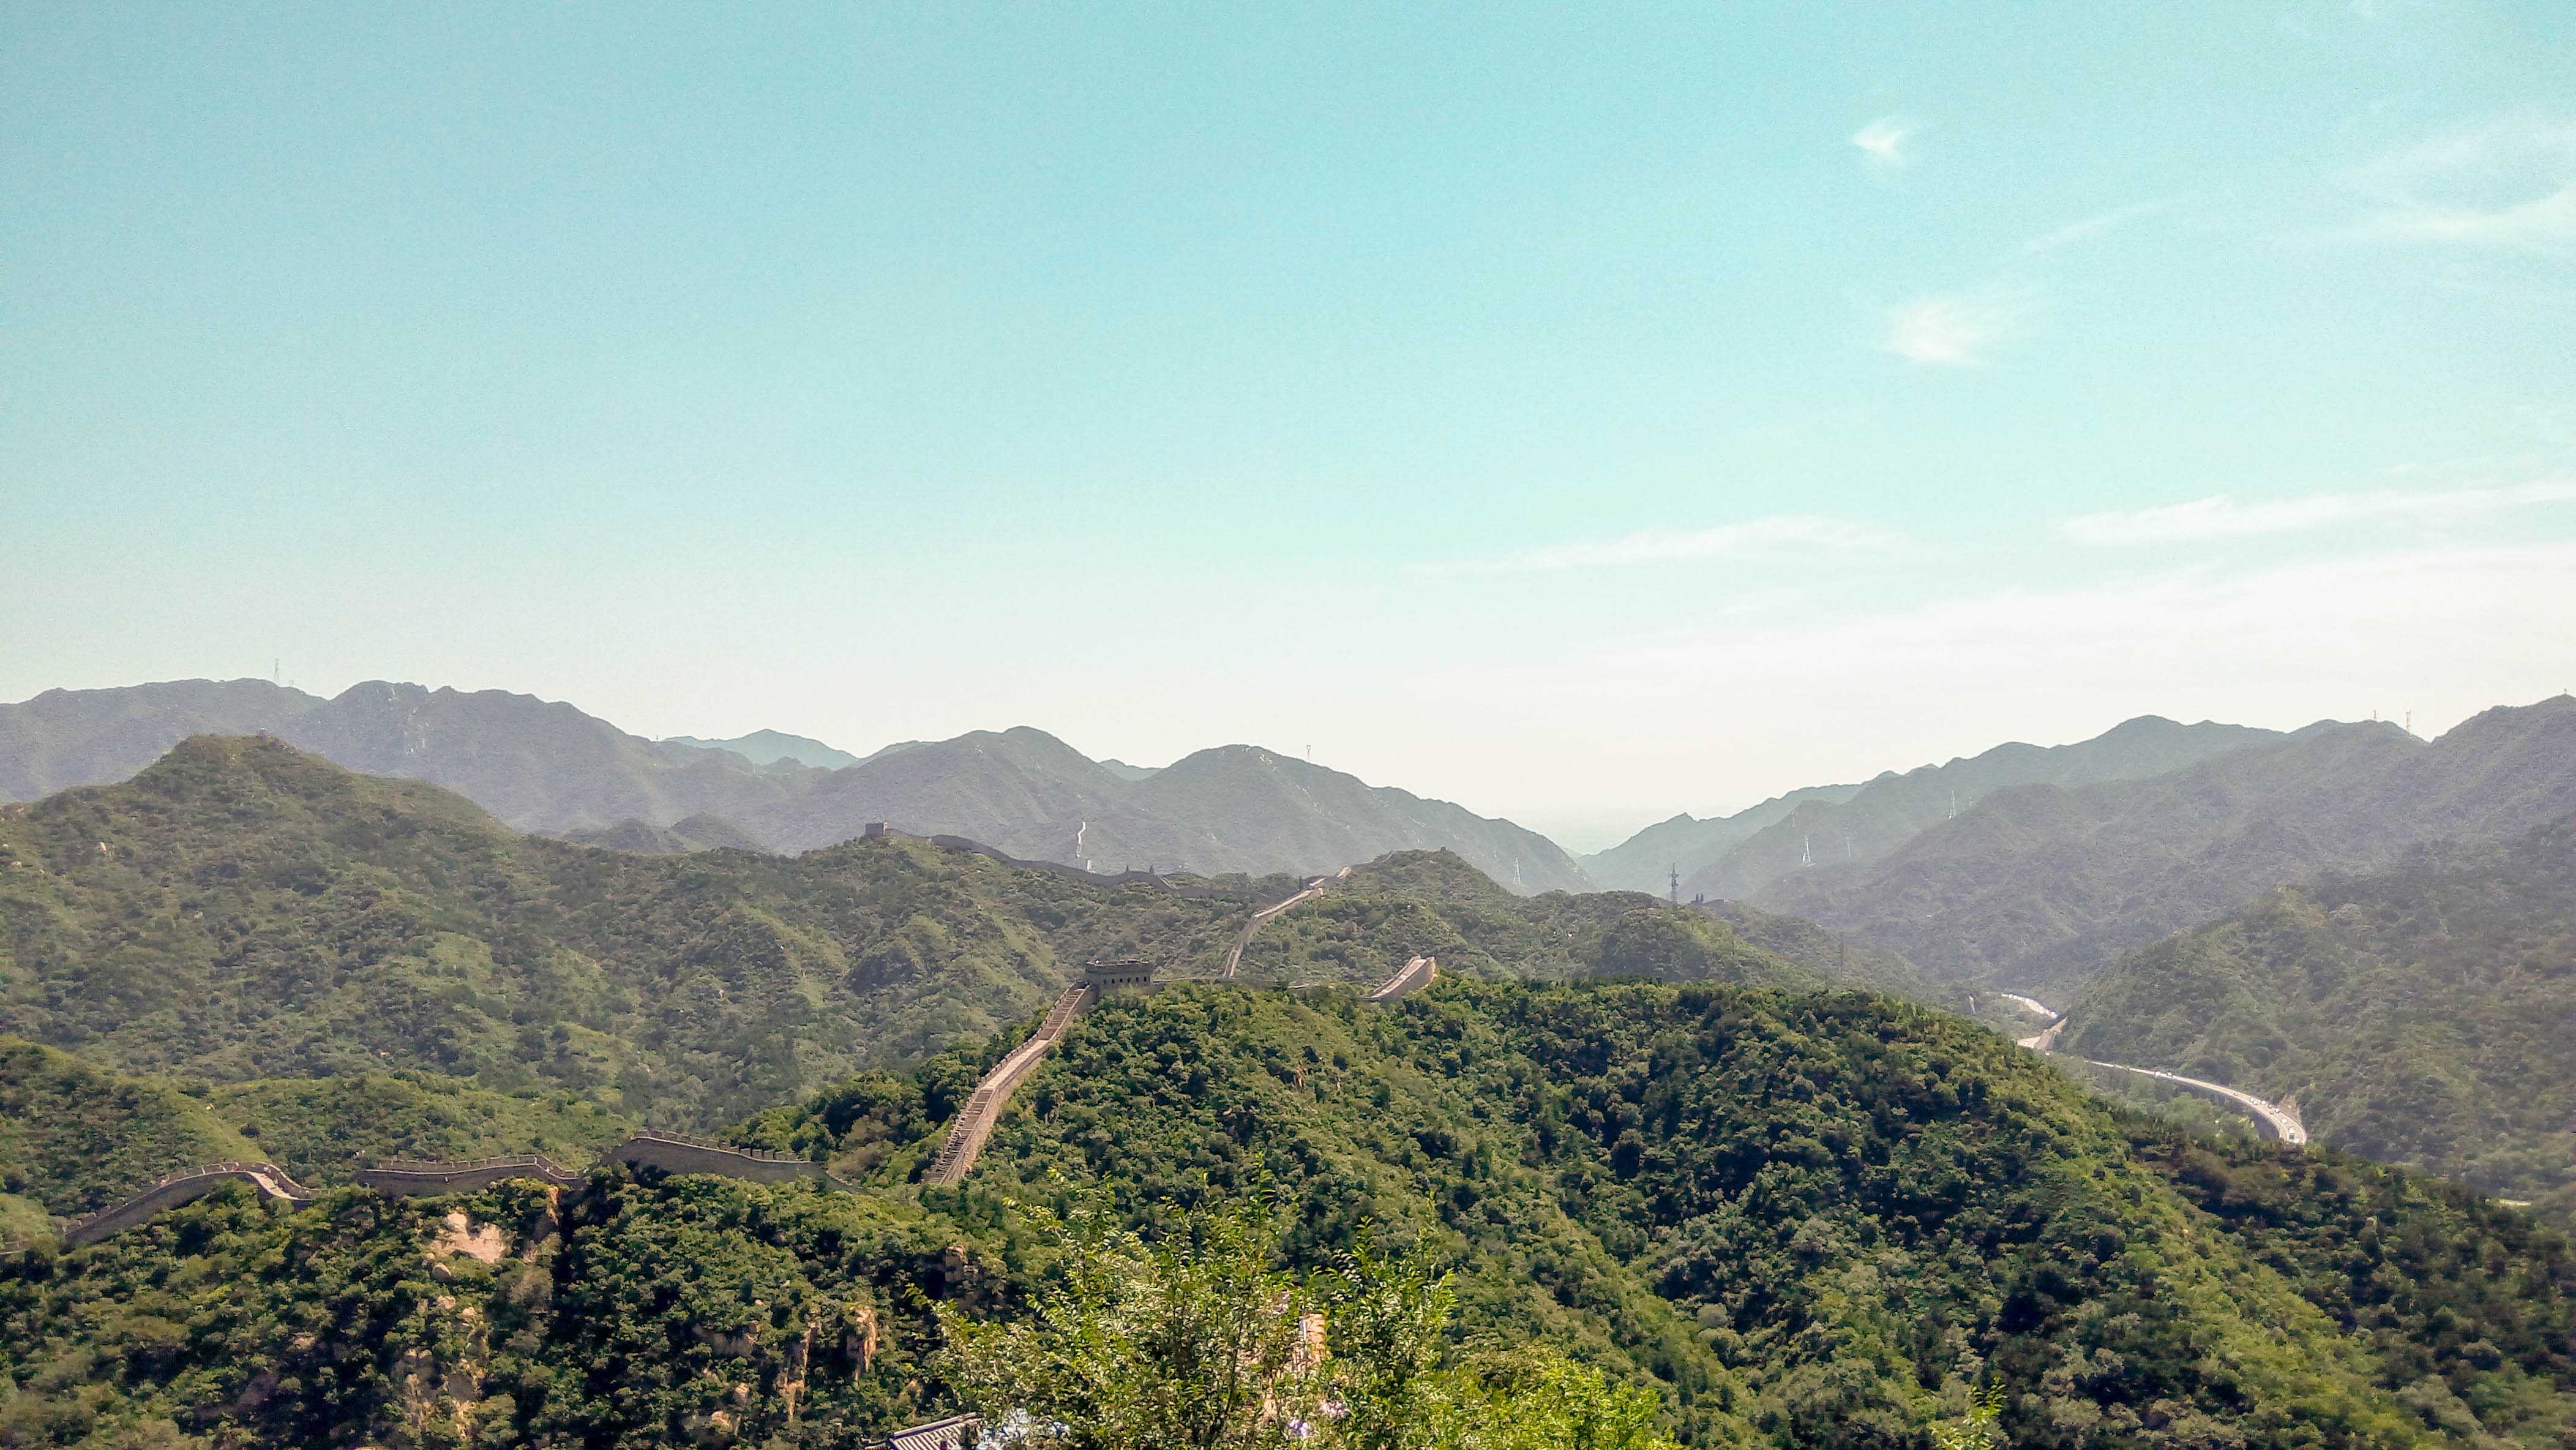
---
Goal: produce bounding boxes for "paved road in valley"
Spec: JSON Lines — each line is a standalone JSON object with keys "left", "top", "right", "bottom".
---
{"left": 2078, "top": 1061, "right": 2308, "bottom": 1144}
{"left": 2004, "top": 994, "right": 2306, "bottom": 1145}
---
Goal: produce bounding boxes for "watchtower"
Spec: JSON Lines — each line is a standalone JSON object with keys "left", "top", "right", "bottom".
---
{"left": 1079, "top": 960, "right": 1158, "bottom": 997}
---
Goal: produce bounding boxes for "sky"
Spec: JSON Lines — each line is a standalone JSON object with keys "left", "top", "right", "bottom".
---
{"left": 7, "top": 2, "right": 2574, "bottom": 852}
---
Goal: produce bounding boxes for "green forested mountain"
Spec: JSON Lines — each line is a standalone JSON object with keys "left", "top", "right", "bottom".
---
{"left": 0, "top": 739, "right": 1827, "bottom": 1135}
{"left": 0, "top": 681, "right": 1590, "bottom": 890}
{"left": 1754, "top": 696, "right": 2576, "bottom": 998}
{"left": 6, "top": 735, "right": 2572, "bottom": 1449}
{"left": 0, "top": 736, "right": 1258, "bottom": 1128}
{"left": 1238, "top": 851, "right": 1832, "bottom": 994}
{"left": 5, "top": 977, "right": 2569, "bottom": 1449}
{"left": 2062, "top": 810, "right": 2576, "bottom": 1211}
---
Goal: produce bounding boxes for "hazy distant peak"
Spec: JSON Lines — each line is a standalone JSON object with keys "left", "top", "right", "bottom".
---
{"left": 662, "top": 729, "right": 859, "bottom": 770}
{"left": 1098, "top": 758, "right": 1161, "bottom": 781}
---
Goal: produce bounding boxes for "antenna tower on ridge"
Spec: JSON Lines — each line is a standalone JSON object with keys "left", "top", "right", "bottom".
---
{"left": 1669, "top": 863, "right": 1679, "bottom": 906}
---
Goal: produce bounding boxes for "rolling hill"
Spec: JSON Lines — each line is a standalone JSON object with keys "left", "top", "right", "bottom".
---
{"left": 0, "top": 738, "right": 1803, "bottom": 1132}
{"left": 9, "top": 975, "right": 2569, "bottom": 1448}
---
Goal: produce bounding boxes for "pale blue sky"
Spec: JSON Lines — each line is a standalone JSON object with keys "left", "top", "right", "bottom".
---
{"left": 8, "top": 3, "right": 2574, "bottom": 847}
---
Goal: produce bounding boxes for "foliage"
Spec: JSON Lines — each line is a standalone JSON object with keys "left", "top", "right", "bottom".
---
{"left": 2124, "top": 1118, "right": 2576, "bottom": 1446}
{"left": 938, "top": 1194, "right": 1326, "bottom": 1450}
{"left": 0, "top": 1170, "right": 1021, "bottom": 1449}
{"left": 0, "top": 1039, "right": 253, "bottom": 1217}
{"left": 765, "top": 976, "right": 2576, "bottom": 1446}
{"left": 0, "top": 737, "right": 1264, "bottom": 1128}
{"left": 1240, "top": 852, "right": 1824, "bottom": 993}
{"left": 937, "top": 1192, "right": 1680, "bottom": 1450}
{"left": 2068, "top": 810, "right": 2576, "bottom": 1201}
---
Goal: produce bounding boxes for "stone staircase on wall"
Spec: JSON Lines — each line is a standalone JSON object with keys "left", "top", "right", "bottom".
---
{"left": 1365, "top": 956, "right": 1437, "bottom": 1004}
{"left": 922, "top": 983, "right": 1096, "bottom": 1185}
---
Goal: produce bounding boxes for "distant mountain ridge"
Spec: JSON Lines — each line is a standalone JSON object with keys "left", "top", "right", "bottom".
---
{"left": 1582, "top": 715, "right": 2282, "bottom": 900}
{"left": 659, "top": 729, "right": 861, "bottom": 770}
{"left": 1750, "top": 696, "right": 2576, "bottom": 997}
{"left": 0, "top": 678, "right": 1585, "bottom": 890}
{"left": 1578, "top": 781, "right": 1863, "bottom": 893}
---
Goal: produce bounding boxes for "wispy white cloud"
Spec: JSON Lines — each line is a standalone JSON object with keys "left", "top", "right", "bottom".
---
{"left": 1883, "top": 290, "right": 2029, "bottom": 366}
{"left": 1419, "top": 516, "right": 1893, "bottom": 574}
{"left": 2064, "top": 479, "right": 2576, "bottom": 544}
{"left": 1416, "top": 542, "right": 2576, "bottom": 719}
{"left": 2022, "top": 197, "right": 2184, "bottom": 254}
{"left": 1851, "top": 116, "right": 1917, "bottom": 167}
{"left": 2348, "top": 111, "right": 2576, "bottom": 255}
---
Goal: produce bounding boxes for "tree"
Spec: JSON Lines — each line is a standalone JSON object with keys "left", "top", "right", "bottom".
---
{"left": 937, "top": 1195, "right": 1323, "bottom": 1450}
{"left": 935, "top": 1194, "right": 1680, "bottom": 1450}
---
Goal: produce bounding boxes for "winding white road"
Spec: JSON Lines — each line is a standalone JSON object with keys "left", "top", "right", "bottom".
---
{"left": 2004, "top": 994, "right": 2307, "bottom": 1146}
{"left": 2078, "top": 1061, "right": 2307, "bottom": 1144}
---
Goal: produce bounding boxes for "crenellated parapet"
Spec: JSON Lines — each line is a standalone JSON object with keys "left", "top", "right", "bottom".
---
{"left": 63, "top": 1162, "right": 312, "bottom": 1248}
{"left": 356, "top": 1155, "right": 581, "bottom": 1195}
{"left": 362, "top": 1132, "right": 855, "bottom": 1197}
{"left": 610, "top": 1131, "right": 855, "bottom": 1190}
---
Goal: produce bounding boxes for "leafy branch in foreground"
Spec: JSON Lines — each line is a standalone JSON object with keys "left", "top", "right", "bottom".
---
{"left": 934, "top": 1192, "right": 1678, "bottom": 1450}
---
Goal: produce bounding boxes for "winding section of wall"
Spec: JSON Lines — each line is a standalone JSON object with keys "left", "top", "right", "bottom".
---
{"left": 357, "top": 1155, "right": 580, "bottom": 1195}
{"left": 613, "top": 1130, "right": 854, "bottom": 1188}
{"left": 929, "top": 882, "right": 1443, "bottom": 1187}
{"left": 1366, "top": 956, "right": 1437, "bottom": 1003}
{"left": 923, "top": 983, "right": 1094, "bottom": 1185}
{"left": 64, "top": 1163, "right": 313, "bottom": 1249}
{"left": 1222, "top": 870, "right": 1345, "bottom": 979}
{"left": 360, "top": 1133, "right": 854, "bottom": 1196}
{"left": 57, "top": 1132, "right": 855, "bottom": 1251}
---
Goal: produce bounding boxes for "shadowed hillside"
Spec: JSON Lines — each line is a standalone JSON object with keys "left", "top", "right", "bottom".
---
{"left": 1669, "top": 715, "right": 2285, "bottom": 902}
{"left": 1751, "top": 697, "right": 2576, "bottom": 998}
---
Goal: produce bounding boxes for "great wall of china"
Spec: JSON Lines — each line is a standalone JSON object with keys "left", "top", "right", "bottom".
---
{"left": 49, "top": 1132, "right": 850, "bottom": 1250}
{"left": 41, "top": 875, "right": 1440, "bottom": 1247}
{"left": 924, "top": 873, "right": 1434, "bottom": 1185}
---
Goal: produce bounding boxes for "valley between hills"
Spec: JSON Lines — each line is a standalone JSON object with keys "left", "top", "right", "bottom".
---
{"left": 0, "top": 690, "right": 2571, "bottom": 1449}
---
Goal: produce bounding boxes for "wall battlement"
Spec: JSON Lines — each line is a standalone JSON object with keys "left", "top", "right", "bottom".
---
{"left": 64, "top": 1163, "right": 312, "bottom": 1249}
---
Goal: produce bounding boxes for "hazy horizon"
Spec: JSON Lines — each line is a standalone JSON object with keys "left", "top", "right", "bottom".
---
{"left": 10, "top": 4, "right": 2572, "bottom": 852}
{"left": 15, "top": 669, "right": 2551, "bottom": 855}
